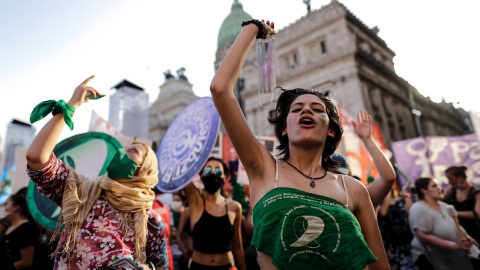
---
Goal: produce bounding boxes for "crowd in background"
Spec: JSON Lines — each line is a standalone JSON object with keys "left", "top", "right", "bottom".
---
{"left": 376, "top": 166, "right": 480, "bottom": 270}
{"left": 1, "top": 131, "right": 480, "bottom": 270}
{"left": 0, "top": 188, "right": 57, "bottom": 270}
{"left": 1, "top": 19, "right": 479, "bottom": 270}
{"left": 2, "top": 162, "right": 480, "bottom": 270}
{"left": 1, "top": 125, "right": 479, "bottom": 269}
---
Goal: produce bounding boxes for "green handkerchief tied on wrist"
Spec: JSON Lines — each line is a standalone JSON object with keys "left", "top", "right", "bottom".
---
{"left": 30, "top": 99, "right": 75, "bottom": 130}
{"left": 106, "top": 148, "right": 138, "bottom": 179}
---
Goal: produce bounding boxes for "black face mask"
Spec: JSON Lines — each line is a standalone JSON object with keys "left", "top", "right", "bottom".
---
{"left": 201, "top": 173, "right": 225, "bottom": 194}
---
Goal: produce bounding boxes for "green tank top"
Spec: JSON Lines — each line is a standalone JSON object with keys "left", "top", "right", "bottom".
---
{"left": 251, "top": 187, "right": 377, "bottom": 270}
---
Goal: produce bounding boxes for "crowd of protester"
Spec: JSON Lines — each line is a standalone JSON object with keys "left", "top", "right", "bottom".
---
{"left": 1, "top": 18, "right": 480, "bottom": 270}
{"left": 3, "top": 163, "right": 479, "bottom": 269}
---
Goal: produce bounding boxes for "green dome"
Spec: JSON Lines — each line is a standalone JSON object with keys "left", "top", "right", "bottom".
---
{"left": 217, "top": 0, "right": 253, "bottom": 48}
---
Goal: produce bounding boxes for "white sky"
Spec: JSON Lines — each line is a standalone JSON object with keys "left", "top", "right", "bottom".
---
{"left": 1, "top": 0, "right": 479, "bottom": 144}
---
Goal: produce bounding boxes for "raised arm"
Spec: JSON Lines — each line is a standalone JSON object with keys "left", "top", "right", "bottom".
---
{"left": 176, "top": 207, "right": 192, "bottom": 259}
{"left": 401, "top": 179, "right": 413, "bottom": 213}
{"left": 26, "top": 75, "right": 100, "bottom": 170}
{"left": 209, "top": 20, "right": 276, "bottom": 179}
{"left": 353, "top": 110, "right": 396, "bottom": 207}
{"left": 183, "top": 182, "right": 203, "bottom": 223}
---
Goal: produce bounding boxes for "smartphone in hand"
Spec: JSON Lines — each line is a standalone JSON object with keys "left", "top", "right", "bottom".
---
{"left": 108, "top": 257, "right": 143, "bottom": 270}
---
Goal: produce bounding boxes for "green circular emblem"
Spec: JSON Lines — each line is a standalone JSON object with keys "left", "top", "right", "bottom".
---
{"left": 27, "top": 132, "right": 123, "bottom": 229}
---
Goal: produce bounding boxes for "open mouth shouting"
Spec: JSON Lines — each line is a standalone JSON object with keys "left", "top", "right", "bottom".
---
{"left": 299, "top": 116, "right": 316, "bottom": 127}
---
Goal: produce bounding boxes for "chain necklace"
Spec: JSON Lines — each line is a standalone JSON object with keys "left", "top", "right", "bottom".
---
{"left": 285, "top": 161, "right": 327, "bottom": 188}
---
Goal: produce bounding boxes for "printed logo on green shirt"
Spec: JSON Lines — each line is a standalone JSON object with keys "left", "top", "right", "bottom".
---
{"left": 280, "top": 201, "right": 342, "bottom": 262}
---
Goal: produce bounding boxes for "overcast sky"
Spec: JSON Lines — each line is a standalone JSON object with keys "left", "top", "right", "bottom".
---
{"left": 1, "top": 0, "right": 479, "bottom": 144}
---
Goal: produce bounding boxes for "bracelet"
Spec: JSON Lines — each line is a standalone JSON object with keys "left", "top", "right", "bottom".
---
{"left": 241, "top": 19, "right": 264, "bottom": 39}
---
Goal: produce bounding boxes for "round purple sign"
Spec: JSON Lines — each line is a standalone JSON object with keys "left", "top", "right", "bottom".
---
{"left": 156, "top": 97, "right": 220, "bottom": 192}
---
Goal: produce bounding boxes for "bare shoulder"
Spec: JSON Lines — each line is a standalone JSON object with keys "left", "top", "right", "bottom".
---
{"left": 342, "top": 175, "right": 369, "bottom": 194}
{"left": 228, "top": 199, "right": 242, "bottom": 212}
{"left": 340, "top": 175, "right": 371, "bottom": 212}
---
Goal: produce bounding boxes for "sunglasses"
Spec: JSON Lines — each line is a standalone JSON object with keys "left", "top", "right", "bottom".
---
{"left": 203, "top": 167, "right": 223, "bottom": 177}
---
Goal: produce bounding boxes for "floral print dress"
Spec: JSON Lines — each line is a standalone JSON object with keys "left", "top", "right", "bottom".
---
{"left": 27, "top": 154, "right": 169, "bottom": 270}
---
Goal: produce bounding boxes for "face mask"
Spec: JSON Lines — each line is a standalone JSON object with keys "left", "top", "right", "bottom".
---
{"left": 171, "top": 201, "right": 183, "bottom": 212}
{"left": 201, "top": 173, "right": 225, "bottom": 194}
{"left": 107, "top": 148, "right": 138, "bottom": 179}
{"left": 0, "top": 207, "right": 12, "bottom": 219}
{"left": 456, "top": 183, "right": 467, "bottom": 189}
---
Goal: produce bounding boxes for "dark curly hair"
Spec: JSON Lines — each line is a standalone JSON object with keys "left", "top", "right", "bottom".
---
{"left": 268, "top": 87, "right": 343, "bottom": 172}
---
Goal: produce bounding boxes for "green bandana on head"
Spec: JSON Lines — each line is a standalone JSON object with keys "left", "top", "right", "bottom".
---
{"left": 106, "top": 148, "right": 138, "bottom": 179}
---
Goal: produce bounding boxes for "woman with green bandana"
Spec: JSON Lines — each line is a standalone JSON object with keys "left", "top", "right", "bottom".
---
{"left": 25, "top": 76, "right": 169, "bottom": 270}
{"left": 209, "top": 19, "right": 389, "bottom": 269}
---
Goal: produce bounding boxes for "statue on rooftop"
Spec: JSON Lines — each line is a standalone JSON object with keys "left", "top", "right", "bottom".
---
{"left": 176, "top": 67, "right": 188, "bottom": 82}
{"left": 164, "top": 69, "right": 174, "bottom": 80}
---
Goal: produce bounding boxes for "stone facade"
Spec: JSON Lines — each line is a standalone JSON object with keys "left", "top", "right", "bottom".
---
{"left": 214, "top": 0, "right": 472, "bottom": 148}
{"left": 1, "top": 119, "right": 35, "bottom": 172}
{"left": 149, "top": 74, "right": 198, "bottom": 149}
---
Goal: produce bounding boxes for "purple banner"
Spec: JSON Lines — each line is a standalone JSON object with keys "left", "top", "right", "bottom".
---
{"left": 392, "top": 133, "right": 480, "bottom": 188}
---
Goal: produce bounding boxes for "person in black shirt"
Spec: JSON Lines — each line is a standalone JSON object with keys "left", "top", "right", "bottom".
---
{"left": 444, "top": 165, "right": 480, "bottom": 244}
{"left": 0, "top": 193, "right": 37, "bottom": 269}
{"left": 183, "top": 157, "right": 246, "bottom": 270}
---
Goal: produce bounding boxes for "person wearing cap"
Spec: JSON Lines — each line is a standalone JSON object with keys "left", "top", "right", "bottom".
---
{"left": 330, "top": 153, "right": 350, "bottom": 175}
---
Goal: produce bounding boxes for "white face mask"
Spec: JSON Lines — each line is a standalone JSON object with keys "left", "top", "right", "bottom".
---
{"left": 171, "top": 201, "right": 183, "bottom": 212}
{"left": 0, "top": 207, "right": 11, "bottom": 219}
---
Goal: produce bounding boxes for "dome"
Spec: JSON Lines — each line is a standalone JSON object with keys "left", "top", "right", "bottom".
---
{"left": 217, "top": 0, "right": 253, "bottom": 48}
